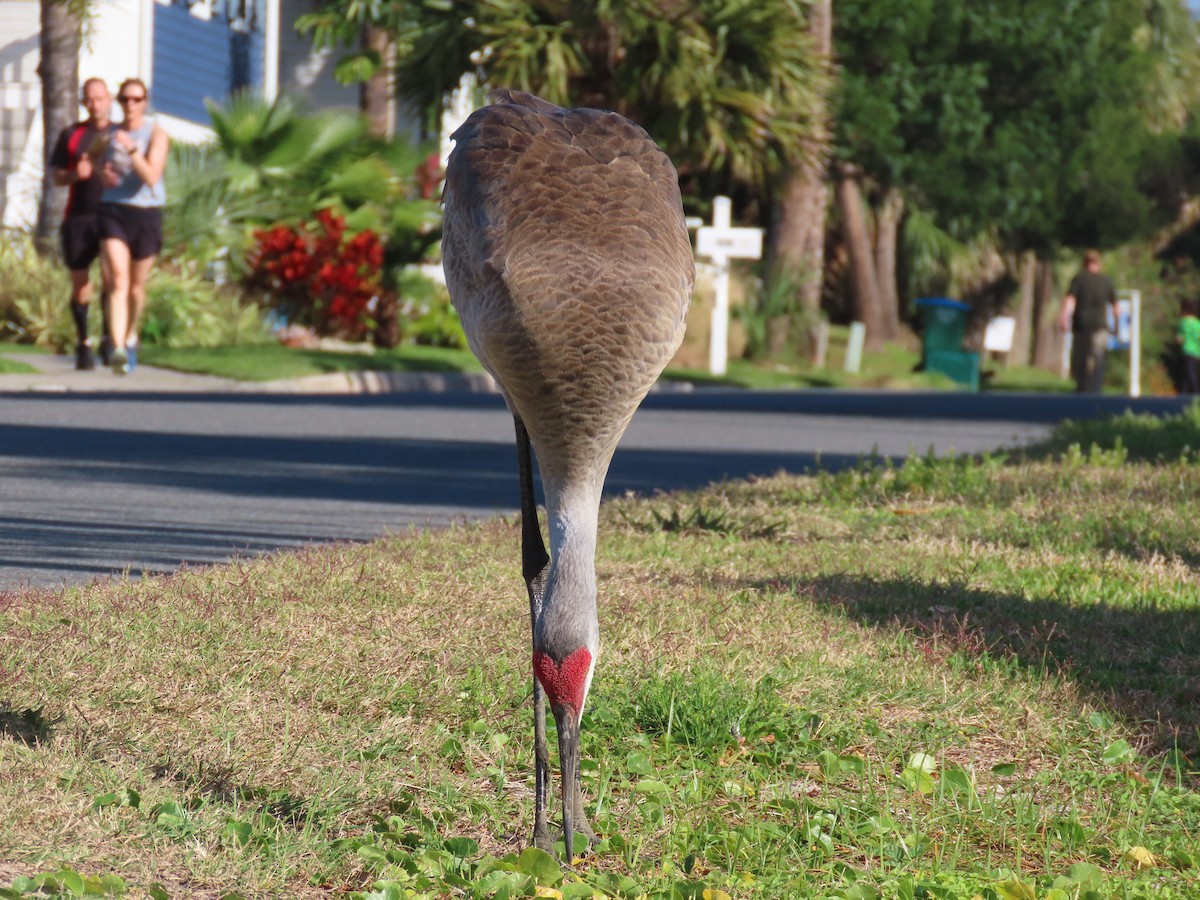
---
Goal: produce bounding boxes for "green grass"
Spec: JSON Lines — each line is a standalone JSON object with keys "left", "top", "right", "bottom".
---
{"left": 1, "top": 409, "right": 1198, "bottom": 899}
{"left": 138, "top": 343, "right": 486, "bottom": 382}
{"left": 139, "top": 339, "right": 1081, "bottom": 394}
{"left": 1037, "top": 402, "right": 1200, "bottom": 462}
{"left": 983, "top": 364, "right": 1075, "bottom": 393}
{"left": 667, "top": 338, "right": 971, "bottom": 391}
{"left": 0, "top": 357, "right": 38, "bottom": 374}
{"left": 0, "top": 342, "right": 51, "bottom": 374}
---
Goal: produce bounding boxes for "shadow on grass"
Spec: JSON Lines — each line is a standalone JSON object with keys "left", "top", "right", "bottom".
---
{"left": 763, "top": 574, "right": 1200, "bottom": 758}
{"left": 0, "top": 704, "right": 61, "bottom": 745}
{"left": 148, "top": 758, "right": 350, "bottom": 828}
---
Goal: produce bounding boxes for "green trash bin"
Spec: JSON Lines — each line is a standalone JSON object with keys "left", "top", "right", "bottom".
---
{"left": 916, "top": 297, "right": 970, "bottom": 361}
{"left": 925, "top": 349, "right": 981, "bottom": 392}
{"left": 915, "top": 298, "right": 978, "bottom": 391}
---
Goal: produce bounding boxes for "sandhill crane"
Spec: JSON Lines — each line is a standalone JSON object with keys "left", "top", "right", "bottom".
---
{"left": 442, "top": 90, "right": 694, "bottom": 860}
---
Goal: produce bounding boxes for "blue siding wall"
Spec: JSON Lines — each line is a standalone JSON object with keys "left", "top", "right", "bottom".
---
{"left": 152, "top": 1, "right": 266, "bottom": 125}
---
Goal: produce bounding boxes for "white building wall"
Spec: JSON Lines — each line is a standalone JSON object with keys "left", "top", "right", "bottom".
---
{"left": 0, "top": 0, "right": 151, "bottom": 227}
{"left": 2, "top": 0, "right": 421, "bottom": 226}
{"left": 80, "top": 0, "right": 151, "bottom": 91}
{"left": 0, "top": 0, "right": 41, "bottom": 224}
{"left": 0, "top": 1, "right": 40, "bottom": 83}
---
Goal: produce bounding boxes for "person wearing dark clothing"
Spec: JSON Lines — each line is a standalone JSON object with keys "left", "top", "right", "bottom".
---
{"left": 49, "top": 77, "right": 113, "bottom": 370}
{"left": 1058, "top": 250, "right": 1119, "bottom": 393}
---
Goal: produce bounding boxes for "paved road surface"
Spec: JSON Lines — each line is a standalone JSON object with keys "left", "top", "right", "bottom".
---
{"left": 0, "top": 389, "right": 1186, "bottom": 590}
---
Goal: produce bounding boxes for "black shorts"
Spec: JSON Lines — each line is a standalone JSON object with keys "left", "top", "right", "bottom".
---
{"left": 98, "top": 204, "right": 163, "bottom": 261}
{"left": 60, "top": 213, "right": 101, "bottom": 271}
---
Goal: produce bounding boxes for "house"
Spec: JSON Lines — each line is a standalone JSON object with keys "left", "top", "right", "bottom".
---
{"left": 1, "top": 0, "right": 410, "bottom": 228}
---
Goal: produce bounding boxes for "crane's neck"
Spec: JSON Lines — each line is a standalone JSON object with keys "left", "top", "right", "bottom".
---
{"left": 545, "top": 478, "right": 600, "bottom": 607}
{"left": 533, "top": 473, "right": 602, "bottom": 716}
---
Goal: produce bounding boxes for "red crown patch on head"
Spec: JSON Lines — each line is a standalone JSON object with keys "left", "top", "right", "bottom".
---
{"left": 533, "top": 647, "right": 593, "bottom": 715}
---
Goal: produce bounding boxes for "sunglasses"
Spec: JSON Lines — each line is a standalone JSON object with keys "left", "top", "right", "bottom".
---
{"left": 118, "top": 95, "right": 146, "bottom": 104}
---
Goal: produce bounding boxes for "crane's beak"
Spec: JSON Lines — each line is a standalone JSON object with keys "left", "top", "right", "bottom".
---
{"left": 551, "top": 703, "right": 580, "bottom": 864}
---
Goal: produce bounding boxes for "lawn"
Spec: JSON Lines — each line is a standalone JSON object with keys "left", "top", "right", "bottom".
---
{"left": 1, "top": 407, "right": 1197, "bottom": 899}
{"left": 0, "top": 358, "right": 38, "bottom": 375}
{"left": 137, "top": 344, "right": 486, "bottom": 382}
{"left": 137, "top": 341, "right": 1078, "bottom": 394}
{"left": 0, "top": 343, "right": 49, "bottom": 374}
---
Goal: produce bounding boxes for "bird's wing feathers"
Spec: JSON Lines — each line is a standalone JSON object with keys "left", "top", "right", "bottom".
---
{"left": 442, "top": 91, "right": 694, "bottom": 473}
{"left": 446, "top": 91, "right": 692, "bottom": 296}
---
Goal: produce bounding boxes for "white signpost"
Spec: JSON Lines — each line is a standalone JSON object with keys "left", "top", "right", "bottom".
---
{"left": 694, "top": 196, "right": 763, "bottom": 376}
{"left": 1120, "top": 289, "right": 1142, "bottom": 398}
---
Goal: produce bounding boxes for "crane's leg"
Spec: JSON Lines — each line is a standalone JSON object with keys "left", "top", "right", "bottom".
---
{"left": 516, "top": 416, "right": 553, "bottom": 852}
{"left": 572, "top": 770, "right": 599, "bottom": 848}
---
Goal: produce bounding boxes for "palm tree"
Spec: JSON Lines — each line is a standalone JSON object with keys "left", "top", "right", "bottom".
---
{"left": 35, "top": 0, "right": 88, "bottom": 253}
{"left": 205, "top": 92, "right": 369, "bottom": 203}
{"left": 162, "top": 141, "right": 286, "bottom": 270}
{"left": 771, "top": 0, "right": 832, "bottom": 322}
{"left": 301, "top": 0, "right": 829, "bottom": 224}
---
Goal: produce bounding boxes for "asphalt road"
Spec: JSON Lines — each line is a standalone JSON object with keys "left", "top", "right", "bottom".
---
{"left": 0, "top": 389, "right": 1187, "bottom": 590}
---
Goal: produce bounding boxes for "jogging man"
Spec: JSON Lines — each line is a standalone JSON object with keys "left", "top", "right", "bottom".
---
{"left": 49, "top": 76, "right": 113, "bottom": 369}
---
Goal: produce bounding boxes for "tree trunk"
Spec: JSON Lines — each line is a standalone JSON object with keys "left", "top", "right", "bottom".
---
{"left": 361, "top": 25, "right": 392, "bottom": 138}
{"left": 36, "top": 0, "right": 81, "bottom": 253}
{"left": 773, "top": 166, "right": 830, "bottom": 313}
{"left": 836, "top": 165, "right": 884, "bottom": 350}
{"left": 873, "top": 187, "right": 904, "bottom": 341}
{"left": 768, "top": 0, "right": 831, "bottom": 317}
{"left": 1009, "top": 250, "right": 1036, "bottom": 368}
{"left": 1031, "top": 257, "right": 1061, "bottom": 371}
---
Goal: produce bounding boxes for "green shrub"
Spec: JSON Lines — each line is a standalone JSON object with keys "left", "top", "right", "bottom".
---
{"left": 0, "top": 232, "right": 76, "bottom": 350}
{"left": 1044, "top": 401, "right": 1200, "bottom": 462}
{"left": 142, "top": 267, "right": 271, "bottom": 348}
{"left": 738, "top": 265, "right": 822, "bottom": 361}
{"left": 163, "top": 140, "right": 281, "bottom": 275}
{"left": 0, "top": 234, "right": 269, "bottom": 350}
{"left": 400, "top": 270, "right": 467, "bottom": 349}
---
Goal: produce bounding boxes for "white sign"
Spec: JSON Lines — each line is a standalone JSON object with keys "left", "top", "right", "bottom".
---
{"left": 696, "top": 226, "right": 763, "bottom": 262}
{"left": 983, "top": 316, "right": 1015, "bottom": 353}
{"left": 694, "top": 196, "right": 764, "bottom": 376}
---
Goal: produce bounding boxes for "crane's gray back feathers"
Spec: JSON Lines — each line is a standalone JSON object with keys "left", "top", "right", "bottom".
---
{"left": 442, "top": 90, "right": 694, "bottom": 487}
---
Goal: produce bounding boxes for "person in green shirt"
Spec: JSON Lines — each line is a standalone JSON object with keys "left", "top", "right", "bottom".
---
{"left": 1178, "top": 298, "right": 1200, "bottom": 395}
{"left": 1058, "top": 249, "right": 1119, "bottom": 393}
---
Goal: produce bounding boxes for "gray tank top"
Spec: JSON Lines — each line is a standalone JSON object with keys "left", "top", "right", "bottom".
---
{"left": 101, "top": 120, "right": 166, "bottom": 208}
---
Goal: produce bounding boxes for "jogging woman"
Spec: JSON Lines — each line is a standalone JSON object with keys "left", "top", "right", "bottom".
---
{"left": 99, "top": 78, "right": 168, "bottom": 375}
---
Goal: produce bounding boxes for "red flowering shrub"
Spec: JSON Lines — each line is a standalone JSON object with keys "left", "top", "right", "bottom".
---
{"left": 247, "top": 208, "right": 385, "bottom": 339}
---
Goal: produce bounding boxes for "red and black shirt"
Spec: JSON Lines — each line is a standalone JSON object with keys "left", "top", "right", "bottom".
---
{"left": 49, "top": 121, "right": 107, "bottom": 218}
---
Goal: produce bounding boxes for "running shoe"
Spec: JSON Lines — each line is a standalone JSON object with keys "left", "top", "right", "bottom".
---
{"left": 75, "top": 342, "right": 95, "bottom": 371}
{"left": 98, "top": 335, "right": 114, "bottom": 366}
{"left": 126, "top": 344, "right": 137, "bottom": 373}
{"left": 111, "top": 348, "right": 129, "bottom": 375}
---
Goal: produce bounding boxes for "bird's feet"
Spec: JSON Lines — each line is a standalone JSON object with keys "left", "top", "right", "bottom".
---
{"left": 572, "top": 781, "right": 600, "bottom": 851}
{"left": 532, "top": 821, "right": 555, "bottom": 853}
{"left": 572, "top": 810, "right": 600, "bottom": 849}
{"left": 529, "top": 814, "right": 599, "bottom": 863}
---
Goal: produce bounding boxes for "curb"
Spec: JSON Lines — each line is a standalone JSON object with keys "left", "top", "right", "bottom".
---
{"left": 1, "top": 355, "right": 697, "bottom": 396}
{"left": 235, "top": 370, "right": 696, "bottom": 395}
{"left": 235, "top": 370, "right": 501, "bottom": 394}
